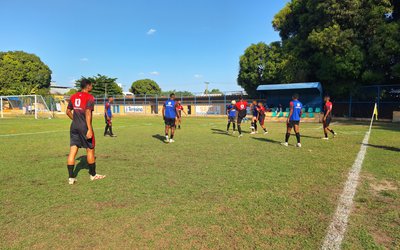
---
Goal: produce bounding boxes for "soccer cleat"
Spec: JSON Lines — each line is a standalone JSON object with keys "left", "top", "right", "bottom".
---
{"left": 169, "top": 139, "right": 175, "bottom": 143}
{"left": 264, "top": 131, "right": 269, "bottom": 135}
{"left": 255, "top": 131, "right": 259, "bottom": 134}
{"left": 250, "top": 132, "right": 256, "bottom": 135}
{"left": 333, "top": 132, "right": 337, "bottom": 138}
{"left": 68, "top": 178, "right": 77, "bottom": 185}
{"left": 322, "top": 137, "right": 329, "bottom": 140}
{"left": 90, "top": 174, "right": 106, "bottom": 181}
{"left": 110, "top": 134, "right": 117, "bottom": 137}
{"left": 238, "top": 134, "right": 243, "bottom": 138}
{"left": 296, "top": 143, "right": 302, "bottom": 148}
{"left": 232, "top": 131, "right": 236, "bottom": 134}
{"left": 226, "top": 130, "right": 230, "bottom": 134}
{"left": 165, "top": 136, "right": 169, "bottom": 143}
{"left": 281, "top": 142, "right": 288, "bottom": 147}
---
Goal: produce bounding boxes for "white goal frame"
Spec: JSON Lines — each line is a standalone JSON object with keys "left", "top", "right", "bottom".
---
{"left": 0, "top": 95, "right": 53, "bottom": 119}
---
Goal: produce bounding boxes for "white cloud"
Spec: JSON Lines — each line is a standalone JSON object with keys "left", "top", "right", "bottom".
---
{"left": 146, "top": 28, "right": 157, "bottom": 35}
{"left": 149, "top": 71, "right": 160, "bottom": 76}
{"left": 194, "top": 74, "right": 203, "bottom": 78}
{"left": 80, "top": 58, "right": 89, "bottom": 62}
{"left": 138, "top": 72, "right": 145, "bottom": 76}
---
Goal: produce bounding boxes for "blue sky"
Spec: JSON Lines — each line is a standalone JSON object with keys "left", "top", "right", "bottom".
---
{"left": 0, "top": 0, "right": 288, "bottom": 92}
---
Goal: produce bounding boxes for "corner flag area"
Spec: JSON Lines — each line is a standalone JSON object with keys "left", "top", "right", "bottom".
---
{"left": 1, "top": 117, "right": 398, "bottom": 249}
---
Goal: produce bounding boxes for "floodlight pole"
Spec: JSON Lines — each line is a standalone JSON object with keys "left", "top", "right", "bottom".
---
{"left": 34, "top": 95, "right": 38, "bottom": 119}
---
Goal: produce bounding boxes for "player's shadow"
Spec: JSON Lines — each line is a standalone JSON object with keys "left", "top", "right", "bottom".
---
{"left": 251, "top": 137, "right": 282, "bottom": 144}
{"left": 365, "top": 144, "right": 400, "bottom": 152}
{"left": 73, "top": 156, "right": 89, "bottom": 177}
{"left": 211, "top": 128, "right": 249, "bottom": 135}
{"left": 300, "top": 134, "right": 322, "bottom": 139}
{"left": 152, "top": 134, "right": 167, "bottom": 143}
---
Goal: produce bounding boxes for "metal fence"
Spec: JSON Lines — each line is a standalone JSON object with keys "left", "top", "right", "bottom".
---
{"left": 46, "top": 85, "right": 400, "bottom": 119}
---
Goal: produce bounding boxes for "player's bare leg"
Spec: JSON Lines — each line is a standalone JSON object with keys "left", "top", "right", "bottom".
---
{"left": 282, "top": 125, "right": 291, "bottom": 146}
{"left": 165, "top": 125, "right": 170, "bottom": 142}
{"left": 294, "top": 124, "right": 301, "bottom": 147}
{"left": 87, "top": 148, "right": 105, "bottom": 181}
{"left": 169, "top": 126, "right": 176, "bottom": 143}
{"left": 67, "top": 146, "right": 79, "bottom": 184}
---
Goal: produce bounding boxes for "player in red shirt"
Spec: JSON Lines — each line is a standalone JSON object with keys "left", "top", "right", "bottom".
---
{"left": 235, "top": 96, "right": 248, "bottom": 137}
{"left": 175, "top": 100, "right": 187, "bottom": 129}
{"left": 257, "top": 102, "right": 269, "bottom": 134}
{"left": 66, "top": 79, "right": 106, "bottom": 185}
{"left": 322, "top": 95, "right": 337, "bottom": 140}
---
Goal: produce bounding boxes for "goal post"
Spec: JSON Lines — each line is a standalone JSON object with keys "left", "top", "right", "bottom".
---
{"left": 0, "top": 95, "right": 53, "bottom": 119}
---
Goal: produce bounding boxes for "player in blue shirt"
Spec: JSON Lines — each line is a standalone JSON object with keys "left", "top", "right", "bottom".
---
{"left": 226, "top": 100, "right": 237, "bottom": 134}
{"left": 282, "top": 93, "right": 303, "bottom": 147}
{"left": 162, "top": 93, "right": 180, "bottom": 143}
{"left": 104, "top": 97, "right": 116, "bottom": 137}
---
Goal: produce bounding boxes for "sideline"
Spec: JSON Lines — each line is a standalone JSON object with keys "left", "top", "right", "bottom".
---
{"left": 321, "top": 131, "right": 370, "bottom": 249}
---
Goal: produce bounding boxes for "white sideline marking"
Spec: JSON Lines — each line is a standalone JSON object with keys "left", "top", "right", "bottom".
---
{"left": 0, "top": 124, "right": 138, "bottom": 137}
{"left": 321, "top": 131, "right": 370, "bottom": 250}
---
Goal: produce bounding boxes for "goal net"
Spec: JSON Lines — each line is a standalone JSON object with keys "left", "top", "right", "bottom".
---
{"left": 0, "top": 95, "right": 53, "bottom": 119}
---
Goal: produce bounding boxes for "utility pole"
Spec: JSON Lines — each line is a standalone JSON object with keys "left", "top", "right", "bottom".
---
{"left": 204, "top": 81, "right": 210, "bottom": 95}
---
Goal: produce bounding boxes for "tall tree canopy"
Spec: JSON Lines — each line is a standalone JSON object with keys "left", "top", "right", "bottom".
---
{"left": 0, "top": 51, "right": 52, "bottom": 95}
{"left": 75, "top": 74, "right": 122, "bottom": 97}
{"left": 130, "top": 79, "right": 161, "bottom": 95}
{"left": 238, "top": 42, "right": 287, "bottom": 96}
{"left": 239, "top": 0, "right": 400, "bottom": 96}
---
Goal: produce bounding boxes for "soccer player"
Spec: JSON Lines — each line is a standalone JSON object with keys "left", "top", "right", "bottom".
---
{"left": 162, "top": 93, "right": 180, "bottom": 143}
{"left": 322, "top": 95, "right": 337, "bottom": 139}
{"left": 257, "top": 102, "right": 269, "bottom": 134}
{"left": 66, "top": 79, "right": 106, "bottom": 185}
{"left": 104, "top": 97, "right": 116, "bottom": 137}
{"left": 235, "top": 96, "right": 248, "bottom": 137}
{"left": 250, "top": 100, "right": 259, "bottom": 134}
{"left": 175, "top": 100, "right": 187, "bottom": 129}
{"left": 226, "top": 100, "right": 237, "bottom": 134}
{"left": 282, "top": 93, "right": 303, "bottom": 147}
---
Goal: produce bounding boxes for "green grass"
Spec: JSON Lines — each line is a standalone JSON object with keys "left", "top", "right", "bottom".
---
{"left": 0, "top": 116, "right": 398, "bottom": 249}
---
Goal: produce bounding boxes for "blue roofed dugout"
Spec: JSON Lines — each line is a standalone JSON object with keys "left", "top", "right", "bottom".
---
{"left": 256, "top": 82, "right": 323, "bottom": 109}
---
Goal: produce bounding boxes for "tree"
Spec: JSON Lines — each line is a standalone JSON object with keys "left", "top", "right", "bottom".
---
{"left": 0, "top": 51, "right": 52, "bottom": 95}
{"left": 208, "top": 89, "right": 223, "bottom": 94}
{"left": 75, "top": 74, "right": 122, "bottom": 97}
{"left": 161, "top": 90, "right": 193, "bottom": 97}
{"left": 238, "top": 42, "right": 287, "bottom": 96}
{"left": 269, "top": 0, "right": 400, "bottom": 95}
{"left": 65, "top": 88, "right": 78, "bottom": 96}
{"left": 130, "top": 79, "right": 161, "bottom": 95}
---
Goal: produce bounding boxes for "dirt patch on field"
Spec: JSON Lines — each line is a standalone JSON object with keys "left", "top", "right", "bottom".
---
{"left": 370, "top": 180, "right": 398, "bottom": 192}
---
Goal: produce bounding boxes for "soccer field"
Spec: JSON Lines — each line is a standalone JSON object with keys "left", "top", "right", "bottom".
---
{"left": 0, "top": 116, "right": 399, "bottom": 249}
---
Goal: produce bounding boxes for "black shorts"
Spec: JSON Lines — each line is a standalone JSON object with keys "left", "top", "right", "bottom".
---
{"left": 228, "top": 116, "right": 236, "bottom": 123}
{"left": 164, "top": 118, "right": 176, "bottom": 127}
{"left": 70, "top": 129, "right": 95, "bottom": 149}
{"left": 287, "top": 120, "right": 300, "bottom": 128}
{"left": 237, "top": 110, "right": 247, "bottom": 124}
{"left": 324, "top": 116, "right": 332, "bottom": 126}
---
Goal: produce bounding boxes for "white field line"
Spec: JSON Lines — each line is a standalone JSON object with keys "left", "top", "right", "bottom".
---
{"left": 0, "top": 124, "right": 137, "bottom": 137}
{"left": 321, "top": 131, "right": 370, "bottom": 250}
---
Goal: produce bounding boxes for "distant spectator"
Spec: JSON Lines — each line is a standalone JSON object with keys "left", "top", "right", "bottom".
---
{"left": 276, "top": 104, "right": 283, "bottom": 115}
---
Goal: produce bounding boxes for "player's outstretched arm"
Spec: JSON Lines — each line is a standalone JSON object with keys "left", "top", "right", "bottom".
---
{"left": 162, "top": 106, "right": 165, "bottom": 120}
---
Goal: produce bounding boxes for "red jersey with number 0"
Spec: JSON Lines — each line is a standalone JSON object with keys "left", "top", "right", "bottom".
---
{"left": 68, "top": 92, "right": 95, "bottom": 131}
{"left": 236, "top": 101, "right": 248, "bottom": 111}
